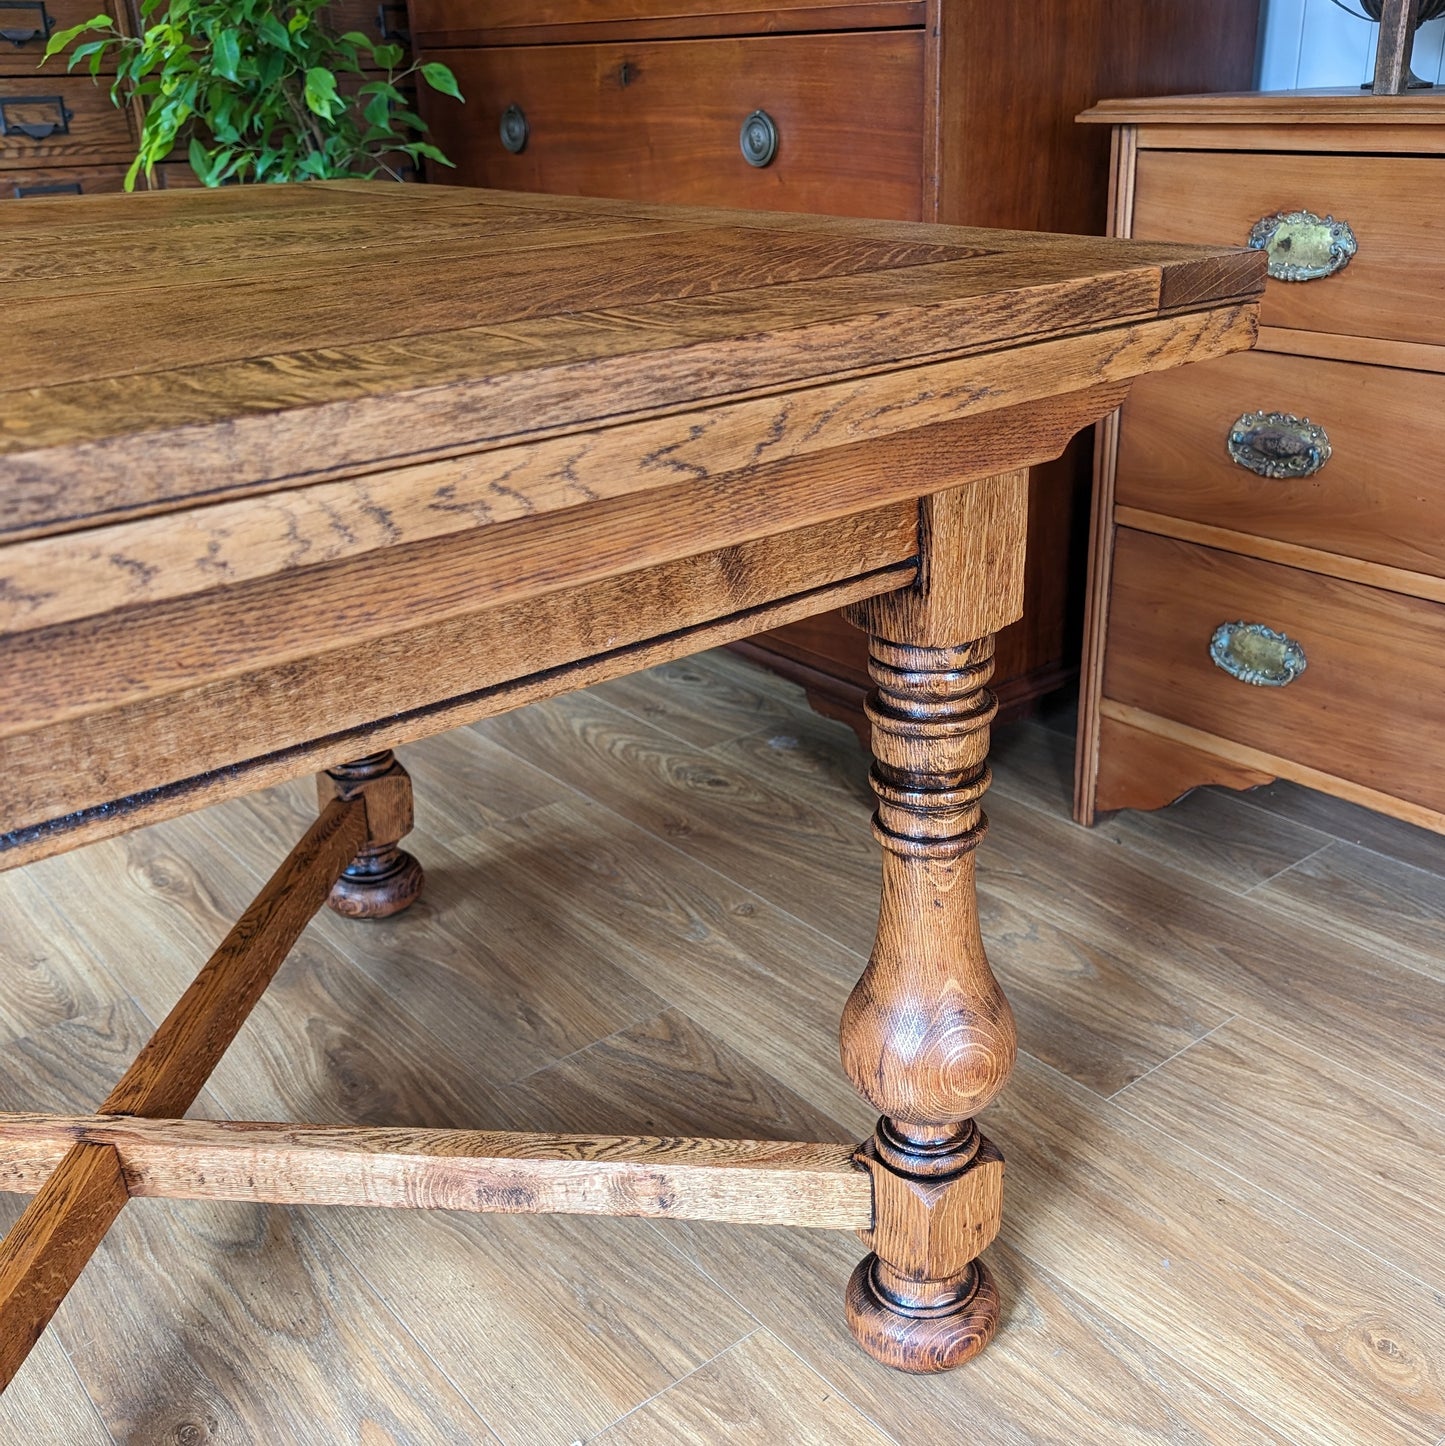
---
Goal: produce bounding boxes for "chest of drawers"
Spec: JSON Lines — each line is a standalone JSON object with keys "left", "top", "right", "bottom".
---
{"left": 411, "top": 0, "right": 1260, "bottom": 732}
{"left": 1075, "top": 92, "right": 1445, "bottom": 836}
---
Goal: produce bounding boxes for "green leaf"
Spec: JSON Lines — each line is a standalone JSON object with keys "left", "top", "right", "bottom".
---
{"left": 43, "top": 14, "right": 112, "bottom": 60}
{"left": 187, "top": 134, "right": 212, "bottom": 183}
{"left": 212, "top": 29, "right": 240, "bottom": 81}
{"left": 419, "top": 62, "right": 462, "bottom": 102}
{"left": 303, "top": 65, "right": 339, "bottom": 117}
{"left": 257, "top": 12, "right": 291, "bottom": 50}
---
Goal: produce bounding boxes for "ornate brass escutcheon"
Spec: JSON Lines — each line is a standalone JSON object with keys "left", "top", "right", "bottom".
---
{"left": 1227, "top": 410, "right": 1331, "bottom": 479}
{"left": 1247, "top": 210, "right": 1357, "bottom": 282}
{"left": 1209, "top": 621, "right": 1308, "bottom": 687}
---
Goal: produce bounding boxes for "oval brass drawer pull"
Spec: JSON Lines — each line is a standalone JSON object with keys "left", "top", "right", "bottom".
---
{"left": 1247, "top": 210, "right": 1357, "bottom": 282}
{"left": 740, "top": 109, "right": 778, "bottom": 168}
{"left": 499, "top": 103, "right": 528, "bottom": 155}
{"left": 1227, "top": 410, "right": 1331, "bottom": 478}
{"left": 1209, "top": 621, "right": 1308, "bottom": 688}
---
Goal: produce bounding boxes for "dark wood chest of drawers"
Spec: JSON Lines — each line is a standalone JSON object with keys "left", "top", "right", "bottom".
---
{"left": 412, "top": 0, "right": 1260, "bottom": 729}
{"left": 1076, "top": 92, "right": 1445, "bottom": 837}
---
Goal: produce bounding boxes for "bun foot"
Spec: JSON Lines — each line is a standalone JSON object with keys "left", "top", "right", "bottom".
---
{"left": 326, "top": 844, "right": 424, "bottom": 919}
{"left": 845, "top": 1254, "right": 1000, "bottom": 1374}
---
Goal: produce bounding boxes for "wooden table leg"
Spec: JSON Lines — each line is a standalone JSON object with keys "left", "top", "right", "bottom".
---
{"left": 840, "top": 475, "right": 1025, "bottom": 1373}
{"left": 318, "top": 751, "right": 424, "bottom": 919}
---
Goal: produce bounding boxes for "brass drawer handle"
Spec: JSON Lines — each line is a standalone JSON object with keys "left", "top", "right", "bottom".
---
{"left": 0, "top": 0, "right": 54, "bottom": 47}
{"left": 1209, "top": 621, "right": 1308, "bottom": 688}
{"left": 739, "top": 109, "right": 778, "bottom": 168}
{"left": 1247, "top": 209, "right": 1357, "bottom": 282}
{"left": 499, "top": 103, "right": 527, "bottom": 155}
{"left": 1227, "top": 410, "right": 1331, "bottom": 479}
{"left": 0, "top": 93, "right": 73, "bottom": 141}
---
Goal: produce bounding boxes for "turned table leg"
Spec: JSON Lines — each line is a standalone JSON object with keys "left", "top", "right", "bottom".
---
{"left": 317, "top": 751, "right": 424, "bottom": 918}
{"left": 840, "top": 475, "right": 1025, "bottom": 1373}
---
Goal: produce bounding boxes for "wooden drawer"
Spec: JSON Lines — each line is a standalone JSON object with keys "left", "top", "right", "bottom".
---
{"left": 1132, "top": 150, "right": 1445, "bottom": 347}
{"left": 419, "top": 31, "right": 924, "bottom": 220}
{"left": 1115, "top": 350, "right": 1445, "bottom": 583}
{"left": 1, "top": 164, "right": 130, "bottom": 197}
{"left": 0, "top": 0, "right": 123, "bottom": 75}
{"left": 1103, "top": 528, "right": 1445, "bottom": 812}
{"left": 326, "top": 0, "right": 411, "bottom": 48}
{"left": 0, "top": 77, "right": 133, "bottom": 167}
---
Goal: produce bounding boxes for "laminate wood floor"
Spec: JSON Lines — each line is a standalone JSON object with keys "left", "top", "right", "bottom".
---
{"left": 1, "top": 650, "right": 1441, "bottom": 1444}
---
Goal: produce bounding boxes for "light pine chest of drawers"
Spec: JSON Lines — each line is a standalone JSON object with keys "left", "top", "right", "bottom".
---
{"left": 1074, "top": 92, "right": 1445, "bottom": 838}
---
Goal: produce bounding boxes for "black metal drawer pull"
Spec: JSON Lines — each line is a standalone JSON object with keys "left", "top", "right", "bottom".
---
{"left": 374, "top": 1, "right": 409, "bottom": 45}
{"left": 0, "top": 94, "right": 73, "bottom": 140}
{"left": 499, "top": 103, "right": 527, "bottom": 154}
{"left": 739, "top": 109, "right": 778, "bottom": 167}
{"left": 15, "top": 179, "right": 82, "bottom": 196}
{"left": 0, "top": 0, "right": 54, "bottom": 47}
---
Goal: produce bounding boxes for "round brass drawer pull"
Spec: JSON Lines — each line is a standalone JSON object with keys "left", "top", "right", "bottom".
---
{"left": 499, "top": 104, "right": 528, "bottom": 155}
{"left": 1247, "top": 210, "right": 1357, "bottom": 282}
{"left": 1227, "top": 410, "right": 1331, "bottom": 479}
{"left": 740, "top": 109, "right": 779, "bottom": 168}
{"left": 1209, "top": 621, "right": 1308, "bottom": 688}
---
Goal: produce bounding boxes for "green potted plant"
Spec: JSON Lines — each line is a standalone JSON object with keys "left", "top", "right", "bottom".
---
{"left": 44, "top": 0, "right": 462, "bottom": 189}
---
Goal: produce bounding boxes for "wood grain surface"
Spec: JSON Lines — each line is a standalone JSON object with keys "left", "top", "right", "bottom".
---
{"left": 1115, "top": 349, "right": 1445, "bottom": 581}
{"left": 0, "top": 1116, "right": 871, "bottom": 1229}
{"left": 1103, "top": 528, "right": 1445, "bottom": 813}
{"left": 0, "top": 652, "right": 1438, "bottom": 1436}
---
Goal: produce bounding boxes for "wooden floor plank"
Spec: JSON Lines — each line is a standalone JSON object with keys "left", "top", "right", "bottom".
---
{"left": 435, "top": 794, "right": 874, "bottom": 1131}
{"left": 588, "top": 652, "right": 802, "bottom": 751}
{"left": 1116, "top": 1016, "right": 1445, "bottom": 1290}
{"left": 1232, "top": 779, "right": 1445, "bottom": 880}
{"left": 1248, "top": 841, "right": 1445, "bottom": 983}
{"left": 482, "top": 692, "right": 1241, "bottom": 1099}
{"left": 593, "top": 1330, "right": 896, "bottom": 1445}
{"left": 990, "top": 721, "right": 1336, "bottom": 895}
{"left": 2, "top": 647, "right": 1439, "bottom": 1438}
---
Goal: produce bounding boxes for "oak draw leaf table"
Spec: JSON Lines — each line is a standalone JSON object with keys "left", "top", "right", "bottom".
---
{"left": 0, "top": 183, "right": 1263, "bottom": 1386}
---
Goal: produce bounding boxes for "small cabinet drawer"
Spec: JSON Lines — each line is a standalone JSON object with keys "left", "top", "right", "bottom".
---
{"left": 2, "top": 163, "right": 129, "bottom": 197}
{"left": 0, "top": 0, "right": 122, "bottom": 75}
{"left": 1132, "top": 150, "right": 1445, "bottom": 347}
{"left": 1103, "top": 528, "right": 1445, "bottom": 812}
{"left": 418, "top": 31, "right": 924, "bottom": 220}
{"left": 0, "top": 77, "right": 133, "bottom": 165}
{"left": 324, "top": 0, "right": 411, "bottom": 49}
{"left": 1115, "top": 349, "right": 1445, "bottom": 581}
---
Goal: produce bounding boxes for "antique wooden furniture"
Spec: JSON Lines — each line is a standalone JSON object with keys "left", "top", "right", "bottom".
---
{"left": 0, "top": 181, "right": 1262, "bottom": 1386}
{"left": 1074, "top": 92, "right": 1445, "bottom": 838}
{"left": 408, "top": 0, "right": 1262, "bottom": 733}
{"left": 0, "top": 1, "right": 411, "bottom": 199}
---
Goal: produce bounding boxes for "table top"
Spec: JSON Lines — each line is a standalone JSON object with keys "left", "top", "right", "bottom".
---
{"left": 0, "top": 183, "right": 1263, "bottom": 868}
{"left": 1, "top": 181, "right": 1261, "bottom": 543}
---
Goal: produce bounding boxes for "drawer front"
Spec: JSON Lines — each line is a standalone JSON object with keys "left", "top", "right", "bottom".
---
{"left": 325, "top": 0, "right": 412, "bottom": 48}
{"left": 0, "top": 77, "right": 133, "bottom": 166}
{"left": 1103, "top": 528, "right": 1445, "bottom": 811}
{"left": 419, "top": 31, "right": 924, "bottom": 220}
{"left": 0, "top": 0, "right": 122, "bottom": 76}
{"left": 1132, "top": 150, "right": 1445, "bottom": 347}
{"left": 2, "top": 163, "right": 129, "bottom": 197}
{"left": 1115, "top": 349, "right": 1445, "bottom": 581}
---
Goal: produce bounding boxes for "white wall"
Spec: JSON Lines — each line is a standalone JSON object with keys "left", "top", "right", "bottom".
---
{"left": 1259, "top": 0, "right": 1445, "bottom": 87}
